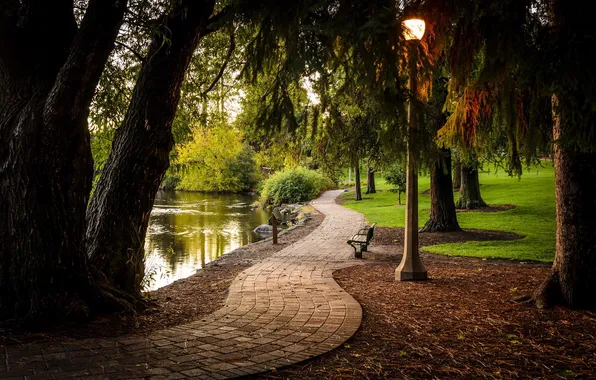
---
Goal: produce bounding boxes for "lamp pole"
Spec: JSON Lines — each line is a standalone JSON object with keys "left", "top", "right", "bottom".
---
{"left": 396, "top": 19, "right": 428, "bottom": 281}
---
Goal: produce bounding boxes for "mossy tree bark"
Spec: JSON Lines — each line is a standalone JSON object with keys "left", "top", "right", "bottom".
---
{"left": 354, "top": 163, "right": 363, "bottom": 201}
{"left": 421, "top": 149, "right": 461, "bottom": 232}
{"left": 455, "top": 163, "right": 487, "bottom": 209}
{"left": 86, "top": 0, "right": 217, "bottom": 298}
{"left": 0, "top": 0, "right": 127, "bottom": 321}
{"left": 365, "top": 168, "right": 376, "bottom": 194}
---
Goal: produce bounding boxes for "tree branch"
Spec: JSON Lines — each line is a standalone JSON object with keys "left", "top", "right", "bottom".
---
{"left": 201, "top": 31, "right": 236, "bottom": 96}
{"left": 115, "top": 40, "right": 146, "bottom": 63}
{"left": 203, "top": 6, "right": 231, "bottom": 36}
{"left": 45, "top": 0, "right": 128, "bottom": 125}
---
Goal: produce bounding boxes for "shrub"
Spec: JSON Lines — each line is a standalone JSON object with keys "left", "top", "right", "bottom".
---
{"left": 174, "top": 125, "right": 260, "bottom": 192}
{"left": 260, "top": 167, "right": 335, "bottom": 206}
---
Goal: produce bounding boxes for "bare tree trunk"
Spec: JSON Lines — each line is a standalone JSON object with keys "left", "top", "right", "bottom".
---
{"left": 354, "top": 163, "right": 362, "bottom": 201}
{"left": 453, "top": 156, "right": 461, "bottom": 191}
{"left": 0, "top": 0, "right": 127, "bottom": 321}
{"left": 456, "top": 162, "right": 487, "bottom": 209}
{"left": 365, "top": 168, "right": 376, "bottom": 194}
{"left": 533, "top": 97, "right": 596, "bottom": 310}
{"left": 421, "top": 149, "right": 461, "bottom": 232}
{"left": 87, "top": 0, "right": 216, "bottom": 297}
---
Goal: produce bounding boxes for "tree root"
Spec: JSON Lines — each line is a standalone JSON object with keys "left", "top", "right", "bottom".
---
{"left": 455, "top": 199, "right": 487, "bottom": 210}
{"left": 532, "top": 274, "right": 562, "bottom": 310}
{"left": 419, "top": 219, "right": 462, "bottom": 233}
{"left": 89, "top": 266, "right": 149, "bottom": 315}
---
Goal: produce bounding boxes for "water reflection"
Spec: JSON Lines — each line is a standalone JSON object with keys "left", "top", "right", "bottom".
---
{"left": 144, "top": 191, "right": 270, "bottom": 290}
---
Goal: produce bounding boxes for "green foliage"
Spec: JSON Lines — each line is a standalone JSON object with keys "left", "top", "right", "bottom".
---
{"left": 260, "top": 167, "right": 334, "bottom": 206}
{"left": 90, "top": 126, "right": 116, "bottom": 189}
{"left": 384, "top": 164, "right": 406, "bottom": 202}
{"left": 160, "top": 172, "right": 180, "bottom": 191}
{"left": 175, "top": 124, "right": 259, "bottom": 192}
{"left": 340, "top": 162, "right": 555, "bottom": 262}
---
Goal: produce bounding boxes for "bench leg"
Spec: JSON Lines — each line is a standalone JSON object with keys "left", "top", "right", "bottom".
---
{"left": 362, "top": 244, "right": 368, "bottom": 252}
{"left": 355, "top": 245, "right": 362, "bottom": 259}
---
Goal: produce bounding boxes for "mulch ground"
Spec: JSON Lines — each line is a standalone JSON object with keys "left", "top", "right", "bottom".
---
{"left": 0, "top": 212, "right": 324, "bottom": 346}
{"left": 250, "top": 228, "right": 596, "bottom": 379}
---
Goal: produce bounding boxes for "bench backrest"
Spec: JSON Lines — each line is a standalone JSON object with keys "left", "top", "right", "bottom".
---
{"left": 367, "top": 223, "right": 376, "bottom": 242}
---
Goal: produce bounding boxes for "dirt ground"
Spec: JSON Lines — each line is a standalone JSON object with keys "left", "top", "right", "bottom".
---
{"left": 248, "top": 228, "right": 596, "bottom": 379}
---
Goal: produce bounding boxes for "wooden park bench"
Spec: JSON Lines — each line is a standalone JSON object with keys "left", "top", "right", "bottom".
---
{"left": 347, "top": 223, "right": 376, "bottom": 258}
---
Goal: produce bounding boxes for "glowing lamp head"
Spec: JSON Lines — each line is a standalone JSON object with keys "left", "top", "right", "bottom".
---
{"left": 403, "top": 19, "right": 425, "bottom": 41}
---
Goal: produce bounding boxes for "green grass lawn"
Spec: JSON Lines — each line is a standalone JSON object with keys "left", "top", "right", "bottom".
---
{"left": 339, "top": 162, "right": 555, "bottom": 262}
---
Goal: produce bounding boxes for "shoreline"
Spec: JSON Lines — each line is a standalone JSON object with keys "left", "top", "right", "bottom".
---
{"left": 1, "top": 209, "right": 325, "bottom": 345}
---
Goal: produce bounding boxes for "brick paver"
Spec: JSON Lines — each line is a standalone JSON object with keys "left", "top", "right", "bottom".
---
{"left": 1, "top": 190, "right": 365, "bottom": 379}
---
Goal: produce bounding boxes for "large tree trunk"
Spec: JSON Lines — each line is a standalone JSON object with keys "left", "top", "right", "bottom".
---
{"left": 87, "top": 0, "right": 216, "bottom": 297}
{"left": 533, "top": 98, "right": 596, "bottom": 310}
{"left": 365, "top": 168, "right": 376, "bottom": 194}
{"left": 0, "top": 1, "right": 127, "bottom": 321}
{"left": 354, "top": 163, "right": 363, "bottom": 201}
{"left": 421, "top": 149, "right": 461, "bottom": 232}
{"left": 455, "top": 163, "right": 487, "bottom": 209}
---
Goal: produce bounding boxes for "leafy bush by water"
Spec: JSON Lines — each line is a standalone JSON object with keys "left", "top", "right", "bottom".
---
{"left": 260, "top": 167, "right": 335, "bottom": 206}
{"left": 173, "top": 125, "right": 260, "bottom": 192}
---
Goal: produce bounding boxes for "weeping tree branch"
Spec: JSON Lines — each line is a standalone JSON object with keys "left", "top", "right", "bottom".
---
{"left": 204, "top": 6, "right": 231, "bottom": 36}
{"left": 201, "top": 30, "right": 236, "bottom": 96}
{"left": 115, "top": 40, "right": 146, "bottom": 63}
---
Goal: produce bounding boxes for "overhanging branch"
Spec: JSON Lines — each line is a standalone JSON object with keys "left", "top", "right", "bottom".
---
{"left": 115, "top": 40, "right": 146, "bottom": 63}
{"left": 204, "top": 6, "right": 231, "bottom": 36}
{"left": 201, "top": 30, "right": 236, "bottom": 96}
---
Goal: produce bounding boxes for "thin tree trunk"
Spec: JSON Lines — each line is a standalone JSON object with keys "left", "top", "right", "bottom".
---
{"left": 354, "top": 163, "right": 362, "bottom": 201}
{"left": 421, "top": 149, "right": 461, "bottom": 232}
{"left": 365, "top": 168, "right": 376, "bottom": 194}
{"left": 87, "top": 0, "right": 216, "bottom": 297}
{"left": 533, "top": 96, "right": 596, "bottom": 310}
{"left": 0, "top": 0, "right": 127, "bottom": 321}
{"left": 455, "top": 163, "right": 487, "bottom": 209}
{"left": 453, "top": 157, "right": 461, "bottom": 191}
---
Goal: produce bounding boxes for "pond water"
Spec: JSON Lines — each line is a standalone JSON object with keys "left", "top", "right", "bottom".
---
{"left": 144, "top": 191, "right": 270, "bottom": 291}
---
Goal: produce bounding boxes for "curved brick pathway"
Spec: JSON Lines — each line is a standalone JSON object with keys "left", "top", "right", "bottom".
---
{"left": 1, "top": 190, "right": 365, "bottom": 379}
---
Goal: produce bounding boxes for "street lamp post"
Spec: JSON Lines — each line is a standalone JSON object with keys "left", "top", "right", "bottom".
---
{"left": 396, "top": 18, "right": 428, "bottom": 281}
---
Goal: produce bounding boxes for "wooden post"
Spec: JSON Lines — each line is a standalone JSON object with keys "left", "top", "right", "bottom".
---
{"left": 272, "top": 214, "right": 278, "bottom": 244}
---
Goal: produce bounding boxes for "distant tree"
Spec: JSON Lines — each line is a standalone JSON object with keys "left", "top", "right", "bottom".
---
{"left": 385, "top": 164, "right": 407, "bottom": 206}
{"left": 365, "top": 166, "right": 377, "bottom": 194}
{"left": 354, "top": 162, "right": 363, "bottom": 201}
{"left": 452, "top": 152, "right": 462, "bottom": 190}
{"left": 455, "top": 158, "right": 487, "bottom": 210}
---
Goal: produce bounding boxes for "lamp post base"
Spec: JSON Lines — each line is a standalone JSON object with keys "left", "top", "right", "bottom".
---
{"left": 395, "top": 268, "right": 428, "bottom": 281}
